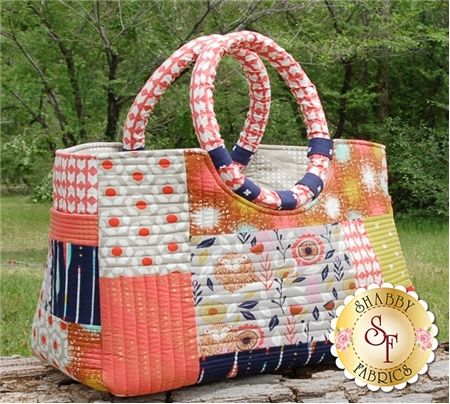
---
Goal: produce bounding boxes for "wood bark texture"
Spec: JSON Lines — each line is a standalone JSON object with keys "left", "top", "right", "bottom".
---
{"left": 1, "top": 345, "right": 448, "bottom": 403}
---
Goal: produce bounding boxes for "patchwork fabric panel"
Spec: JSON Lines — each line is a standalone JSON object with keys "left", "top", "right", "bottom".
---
{"left": 33, "top": 138, "right": 414, "bottom": 396}
{"left": 96, "top": 150, "right": 190, "bottom": 277}
{"left": 182, "top": 139, "right": 412, "bottom": 385}
{"left": 190, "top": 223, "right": 357, "bottom": 357}
{"left": 243, "top": 145, "right": 310, "bottom": 190}
{"left": 185, "top": 140, "right": 393, "bottom": 236}
{"left": 31, "top": 297, "right": 71, "bottom": 376}
{"left": 198, "top": 341, "right": 332, "bottom": 384}
{"left": 32, "top": 285, "right": 104, "bottom": 389}
{"left": 364, "top": 214, "right": 413, "bottom": 289}
{"left": 67, "top": 323, "right": 105, "bottom": 390}
{"left": 99, "top": 272, "right": 200, "bottom": 396}
{"left": 341, "top": 219, "right": 382, "bottom": 287}
{"left": 48, "top": 240, "right": 100, "bottom": 326}
{"left": 50, "top": 209, "right": 98, "bottom": 246}
{"left": 53, "top": 152, "right": 98, "bottom": 214}
{"left": 41, "top": 242, "right": 55, "bottom": 313}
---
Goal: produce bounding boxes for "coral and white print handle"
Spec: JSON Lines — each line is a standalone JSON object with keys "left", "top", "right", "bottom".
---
{"left": 123, "top": 34, "right": 271, "bottom": 157}
{"left": 190, "top": 31, "right": 334, "bottom": 210}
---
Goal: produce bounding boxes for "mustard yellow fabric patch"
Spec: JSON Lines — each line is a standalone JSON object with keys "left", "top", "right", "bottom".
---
{"left": 364, "top": 214, "right": 413, "bottom": 288}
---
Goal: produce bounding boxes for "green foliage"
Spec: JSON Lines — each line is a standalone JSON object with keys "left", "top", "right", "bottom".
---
{"left": 31, "top": 171, "right": 53, "bottom": 203}
{"left": 1, "top": 130, "right": 53, "bottom": 191}
{"left": 0, "top": 0, "right": 448, "bottom": 214}
{"left": 1, "top": 132, "right": 40, "bottom": 189}
{"left": 383, "top": 119, "right": 448, "bottom": 216}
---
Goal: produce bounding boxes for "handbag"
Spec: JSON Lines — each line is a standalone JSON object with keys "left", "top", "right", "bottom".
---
{"left": 31, "top": 31, "right": 414, "bottom": 397}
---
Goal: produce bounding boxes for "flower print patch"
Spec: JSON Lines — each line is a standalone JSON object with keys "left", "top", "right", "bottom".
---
{"left": 190, "top": 222, "right": 360, "bottom": 356}
{"left": 292, "top": 233, "right": 325, "bottom": 266}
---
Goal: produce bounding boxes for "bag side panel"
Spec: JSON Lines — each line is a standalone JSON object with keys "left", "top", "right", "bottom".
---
{"left": 52, "top": 153, "right": 98, "bottom": 214}
{"left": 31, "top": 151, "right": 106, "bottom": 391}
{"left": 190, "top": 222, "right": 356, "bottom": 382}
{"left": 31, "top": 242, "right": 71, "bottom": 374}
{"left": 184, "top": 140, "right": 413, "bottom": 290}
{"left": 340, "top": 219, "right": 383, "bottom": 287}
{"left": 243, "top": 145, "right": 310, "bottom": 190}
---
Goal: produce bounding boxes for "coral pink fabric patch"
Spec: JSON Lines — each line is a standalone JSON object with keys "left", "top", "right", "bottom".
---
{"left": 53, "top": 153, "right": 97, "bottom": 214}
{"left": 99, "top": 272, "right": 199, "bottom": 396}
{"left": 341, "top": 219, "right": 382, "bottom": 287}
{"left": 50, "top": 208, "right": 98, "bottom": 246}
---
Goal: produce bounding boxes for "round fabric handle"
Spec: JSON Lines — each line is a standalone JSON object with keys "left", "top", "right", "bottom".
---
{"left": 190, "top": 31, "right": 334, "bottom": 210}
{"left": 123, "top": 34, "right": 271, "bottom": 156}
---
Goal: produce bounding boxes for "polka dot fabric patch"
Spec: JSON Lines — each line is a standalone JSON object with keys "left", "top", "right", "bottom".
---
{"left": 31, "top": 297, "right": 70, "bottom": 376}
{"left": 97, "top": 150, "right": 190, "bottom": 277}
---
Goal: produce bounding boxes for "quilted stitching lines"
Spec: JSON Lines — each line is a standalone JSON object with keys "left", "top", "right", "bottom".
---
{"left": 341, "top": 219, "right": 382, "bottom": 287}
{"left": 31, "top": 297, "right": 71, "bottom": 376}
{"left": 190, "top": 223, "right": 357, "bottom": 357}
{"left": 97, "top": 150, "right": 191, "bottom": 277}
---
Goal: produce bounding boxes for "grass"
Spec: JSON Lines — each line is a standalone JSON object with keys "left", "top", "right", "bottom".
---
{"left": 396, "top": 215, "right": 449, "bottom": 343}
{"left": 1, "top": 194, "right": 50, "bottom": 266}
{"left": 1, "top": 267, "right": 44, "bottom": 355}
{"left": 1, "top": 194, "right": 50, "bottom": 355}
{"left": 0, "top": 195, "right": 448, "bottom": 356}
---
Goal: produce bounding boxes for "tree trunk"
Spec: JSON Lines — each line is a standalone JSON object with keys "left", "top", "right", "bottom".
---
{"left": 28, "top": 2, "right": 86, "bottom": 143}
{"left": 335, "top": 60, "right": 352, "bottom": 139}
{"left": 104, "top": 52, "right": 121, "bottom": 142}
{"left": 376, "top": 1, "right": 391, "bottom": 121}
{"left": 376, "top": 61, "right": 389, "bottom": 121}
{"left": 1, "top": 346, "right": 448, "bottom": 402}
{"left": 323, "top": 0, "right": 355, "bottom": 139}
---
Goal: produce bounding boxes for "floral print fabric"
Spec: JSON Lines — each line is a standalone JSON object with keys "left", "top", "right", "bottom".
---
{"left": 191, "top": 222, "right": 357, "bottom": 356}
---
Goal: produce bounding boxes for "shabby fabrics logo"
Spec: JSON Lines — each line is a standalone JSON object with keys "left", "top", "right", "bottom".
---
{"left": 330, "top": 283, "right": 438, "bottom": 391}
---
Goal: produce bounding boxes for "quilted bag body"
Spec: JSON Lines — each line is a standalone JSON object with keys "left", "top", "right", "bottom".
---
{"left": 31, "top": 32, "right": 414, "bottom": 397}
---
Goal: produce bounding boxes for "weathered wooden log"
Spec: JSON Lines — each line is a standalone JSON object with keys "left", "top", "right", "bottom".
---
{"left": 1, "top": 346, "right": 448, "bottom": 403}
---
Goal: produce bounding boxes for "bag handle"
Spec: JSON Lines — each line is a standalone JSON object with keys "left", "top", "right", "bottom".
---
{"left": 123, "top": 34, "right": 271, "bottom": 159}
{"left": 190, "top": 31, "right": 334, "bottom": 211}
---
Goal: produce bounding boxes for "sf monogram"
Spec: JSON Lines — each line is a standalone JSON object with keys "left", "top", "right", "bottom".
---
{"left": 364, "top": 315, "right": 398, "bottom": 363}
{"left": 333, "top": 286, "right": 436, "bottom": 388}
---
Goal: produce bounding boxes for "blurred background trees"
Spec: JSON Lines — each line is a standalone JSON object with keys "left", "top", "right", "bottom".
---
{"left": 1, "top": 0, "right": 448, "bottom": 216}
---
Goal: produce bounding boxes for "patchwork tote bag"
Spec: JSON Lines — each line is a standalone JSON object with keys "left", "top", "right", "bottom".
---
{"left": 31, "top": 31, "right": 414, "bottom": 397}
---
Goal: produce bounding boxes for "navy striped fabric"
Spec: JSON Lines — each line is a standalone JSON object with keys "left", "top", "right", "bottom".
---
{"left": 49, "top": 240, "right": 100, "bottom": 326}
{"left": 198, "top": 341, "right": 333, "bottom": 384}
